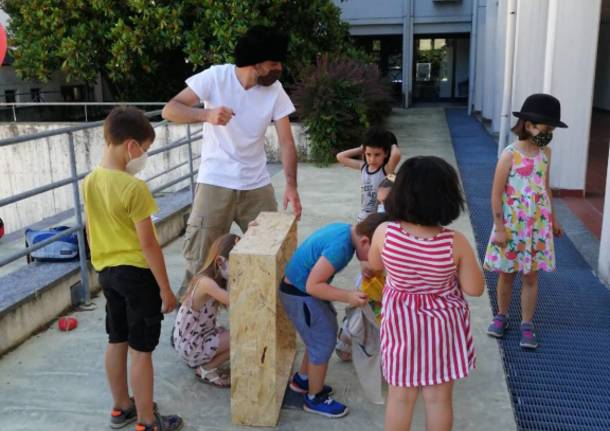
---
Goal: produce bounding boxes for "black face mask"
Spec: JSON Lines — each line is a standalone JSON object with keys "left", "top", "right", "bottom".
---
{"left": 531, "top": 128, "right": 554, "bottom": 147}
{"left": 257, "top": 69, "right": 281, "bottom": 86}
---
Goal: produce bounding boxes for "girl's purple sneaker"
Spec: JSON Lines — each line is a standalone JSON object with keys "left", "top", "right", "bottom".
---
{"left": 487, "top": 314, "right": 509, "bottom": 338}
{"left": 519, "top": 322, "right": 538, "bottom": 349}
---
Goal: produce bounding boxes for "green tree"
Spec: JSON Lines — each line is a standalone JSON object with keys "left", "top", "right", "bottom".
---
{"left": 1, "top": 0, "right": 356, "bottom": 100}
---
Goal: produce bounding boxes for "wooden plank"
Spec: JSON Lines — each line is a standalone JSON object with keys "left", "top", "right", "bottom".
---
{"left": 229, "top": 212, "right": 297, "bottom": 427}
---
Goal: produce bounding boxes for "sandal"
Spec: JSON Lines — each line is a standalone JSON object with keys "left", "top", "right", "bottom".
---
{"left": 196, "top": 366, "right": 231, "bottom": 388}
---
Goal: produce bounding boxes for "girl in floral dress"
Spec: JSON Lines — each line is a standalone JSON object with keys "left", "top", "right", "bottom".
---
{"left": 485, "top": 94, "right": 567, "bottom": 349}
{"left": 173, "top": 233, "right": 239, "bottom": 387}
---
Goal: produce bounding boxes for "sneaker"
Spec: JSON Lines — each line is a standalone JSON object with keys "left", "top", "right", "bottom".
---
{"left": 303, "top": 393, "right": 349, "bottom": 418}
{"left": 487, "top": 314, "right": 509, "bottom": 338}
{"left": 289, "top": 373, "right": 333, "bottom": 396}
{"left": 110, "top": 398, "right": 157, "bottom": 429}
{"left": 135, "top": 413, "right": 184, "bottom": 431}
{"left": 520, "top": 322, "right": 538, "bottom": 349}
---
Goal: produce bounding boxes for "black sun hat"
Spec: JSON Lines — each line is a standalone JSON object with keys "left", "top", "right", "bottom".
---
{"left": 234, "top": 26, "right": 288, "bottom": 67}
{"left": 512, "top": 93, "right": 568, "bottom": 128}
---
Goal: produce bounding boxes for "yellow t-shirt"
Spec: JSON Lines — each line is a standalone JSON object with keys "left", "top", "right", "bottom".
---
{"left": 83, "top": 167, "right": 158, "bottom": 271}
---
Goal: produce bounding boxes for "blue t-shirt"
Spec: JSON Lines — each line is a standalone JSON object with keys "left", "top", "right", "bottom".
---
{"left": 284, "top": 223, "right": 355, "bottom": 293}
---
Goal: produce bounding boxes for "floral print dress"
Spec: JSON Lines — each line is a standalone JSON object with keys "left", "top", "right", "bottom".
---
{"left": 484, "top": 144, "right": 555, "bottom": 273}
{"left": 173, "top": 291, "right": 222, "bottom": 368}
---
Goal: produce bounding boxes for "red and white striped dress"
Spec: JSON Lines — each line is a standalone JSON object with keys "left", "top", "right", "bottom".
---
{"left": 380, "top": 222, "right": 475, "bottom": 387}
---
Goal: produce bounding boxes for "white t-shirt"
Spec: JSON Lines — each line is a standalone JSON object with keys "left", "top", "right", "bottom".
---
{"left": 186, "top": 64, "right": 295, "bottom": 190}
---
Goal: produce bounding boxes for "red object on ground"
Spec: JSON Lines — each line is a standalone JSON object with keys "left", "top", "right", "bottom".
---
{"left": 0, "top": 24, "right": 7, "bottom": 66}
{"left": 58, "top": 316, "right": 78, "bottom": 331}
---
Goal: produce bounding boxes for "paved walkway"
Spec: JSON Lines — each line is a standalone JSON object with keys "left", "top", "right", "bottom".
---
{"left": 0, "top": 108, "right": 515, "bottom": 430}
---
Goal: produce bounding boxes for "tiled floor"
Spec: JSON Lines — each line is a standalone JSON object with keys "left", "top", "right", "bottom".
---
{"left": 561, "top": 109, "right": 609, "bottom": 239}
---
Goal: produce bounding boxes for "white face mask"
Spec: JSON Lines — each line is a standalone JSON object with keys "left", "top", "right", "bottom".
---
{"left": 126, "top": 145, "right": 148, "bottom": 175}
{"left": 377, "top": 203, "right": 385, "bottom": 213}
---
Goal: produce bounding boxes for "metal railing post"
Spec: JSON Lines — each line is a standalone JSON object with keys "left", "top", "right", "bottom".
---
{"left": 84, "top": 105, "right": 88, "bottom": 122}
{"left": 186, "top": 124, "right": 196, "bottom": 199}
{"left": 67, "top": 132, "right": 90, "bottom": 304}
{"left": 12, "top": 105, "right": 16, "bottom": 122}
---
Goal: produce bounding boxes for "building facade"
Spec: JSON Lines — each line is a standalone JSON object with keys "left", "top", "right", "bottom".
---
{"left": 335, "top": 0, "right": 610, "bottom": 283}
{"left": 335, "top": 0, "right": 474, "bottom": 105}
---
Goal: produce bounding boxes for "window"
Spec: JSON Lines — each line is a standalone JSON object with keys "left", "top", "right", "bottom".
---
{"left": 61, "top": 85, "right": 85, "bottom": 102}
{"left": 4, "top": 90, "right": 15, "bottom": 103}
{"left": 30, "top": 88, "right": 41, "bottom": 102}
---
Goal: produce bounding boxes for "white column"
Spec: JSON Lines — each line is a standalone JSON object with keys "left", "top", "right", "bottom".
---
{"left": 482, "top": 0, "right": 497, "bottom": 120}
{"left": 474, "top": 0, "right": 487, "bottom": 112}
{"left": 510, "top": 0, "right": 549, "bottom": 116}
{"left": 468, "top": 0, "right": 479, "bottom": 115}
{"left": 545, "top": 0, "right": 602, "bottom": 190}
{"left": 402, "top": 0, "right": 414, "bottom": 107}
{"left": 498, "top": 0, "right": 518, "bottom": 155}
{"left": 492, "top": 0, "right": 508, "bottom": 133}
{"left": 600, "top": 142, "right": 610, "bottom": 283}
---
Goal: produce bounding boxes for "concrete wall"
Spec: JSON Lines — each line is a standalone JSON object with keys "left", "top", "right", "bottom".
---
{"left": 333, "top": 0, "right": 404, "bottom": 21}
{"left": 414, "top": 0, "right": 473, "bottom": 20}
{"left": 334, "top": 0, "right": 473, "bottom": 24}
{"left": 594, "top": 21, "right": 610, "bottom": 110}
{"left": 0, "top": 122, "right": 309, "bottom": 235}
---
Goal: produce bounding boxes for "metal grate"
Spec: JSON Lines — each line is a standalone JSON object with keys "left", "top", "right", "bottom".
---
{"left": 445, "top": 108, "right": 610, "bottom": 431}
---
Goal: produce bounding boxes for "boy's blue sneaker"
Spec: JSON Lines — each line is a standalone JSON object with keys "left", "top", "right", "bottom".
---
{"left": 486, "top": 314, "right": 509, "bottom": 338}
{"left": 303, "top": 393, "right": 348, "bottom": 418}
{"left": 520, "top": 322, "right": 539, "bottom": 349}
{"left": 289, "top": 373, "right": 333, "bottom": 396}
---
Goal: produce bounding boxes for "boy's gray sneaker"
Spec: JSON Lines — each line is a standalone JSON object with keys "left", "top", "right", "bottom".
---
{"left": 519, "top": 322, "right": 538, "bottom": 349}
{"left": 486, "top": 314, "right": 509, "bottom": 338}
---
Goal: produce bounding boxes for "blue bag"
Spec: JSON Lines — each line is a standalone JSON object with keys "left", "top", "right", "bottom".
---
{"left": 25, "top": 226, "right": 79, "bottom": 262}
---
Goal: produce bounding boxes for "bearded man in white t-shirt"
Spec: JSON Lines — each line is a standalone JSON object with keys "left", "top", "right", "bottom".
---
{"left": 162, "top": 26, "right": 302, "bottom": 296}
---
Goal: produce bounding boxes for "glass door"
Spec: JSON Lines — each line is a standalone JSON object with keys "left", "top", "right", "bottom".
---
{"left": 413, "top": 34, "right": 470, "bottom": 103}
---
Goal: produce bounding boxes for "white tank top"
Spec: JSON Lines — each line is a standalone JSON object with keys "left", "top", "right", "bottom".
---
{"left": 358, "top": 163, "right": 386, "bottom": 222}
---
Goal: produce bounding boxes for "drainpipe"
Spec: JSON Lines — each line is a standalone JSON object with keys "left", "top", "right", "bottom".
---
{"left": 468, "top": 0, "right": 479, "bottom": 115}
{"left": 543, "top": 0, "right": 558, "bottom": 92}
{"left": 497, "top": 0, "right": 518, "bottom": 156}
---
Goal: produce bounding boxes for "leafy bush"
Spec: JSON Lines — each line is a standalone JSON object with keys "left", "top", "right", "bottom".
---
{"left": 292, "top": 54, "right": 393, "bottom": 165}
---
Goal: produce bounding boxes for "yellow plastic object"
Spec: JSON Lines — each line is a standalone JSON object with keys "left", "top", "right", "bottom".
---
{"left": 361, "top": 274, "right": 384, "bottom": 303}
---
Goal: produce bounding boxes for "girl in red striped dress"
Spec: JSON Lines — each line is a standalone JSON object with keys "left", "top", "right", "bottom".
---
{"left": 368, "top": 156, "right": 485, "bottom": 431}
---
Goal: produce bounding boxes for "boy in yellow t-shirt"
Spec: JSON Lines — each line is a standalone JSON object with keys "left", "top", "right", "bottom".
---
{"left": 83, "top": 107, "right": 183, "bottom": 431}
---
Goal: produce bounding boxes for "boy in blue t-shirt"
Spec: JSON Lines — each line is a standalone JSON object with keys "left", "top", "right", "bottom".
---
{"left": 279, "top": 213, "right": 388, "bottom": 418}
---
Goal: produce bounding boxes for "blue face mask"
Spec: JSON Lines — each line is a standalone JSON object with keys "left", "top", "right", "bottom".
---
{"left": 377, "top": 203, "right": 385, "bottom": 213}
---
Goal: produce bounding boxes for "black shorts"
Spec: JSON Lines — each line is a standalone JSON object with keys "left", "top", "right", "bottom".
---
{"left": 99, "top": 266, "right": 164, "bottom": 352}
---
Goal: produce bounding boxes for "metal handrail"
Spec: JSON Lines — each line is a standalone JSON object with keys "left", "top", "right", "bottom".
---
{"left": 0, "top": 110, "right": 163, "bottom": 147}
{"left": 0, "top": 103, "right": 168, "bottom": 123}
{"left": 0, "top": 107, "right": 200, "bottom": 304}
{"left": 0, "top": 102, "right": 167, "bottom": 107}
